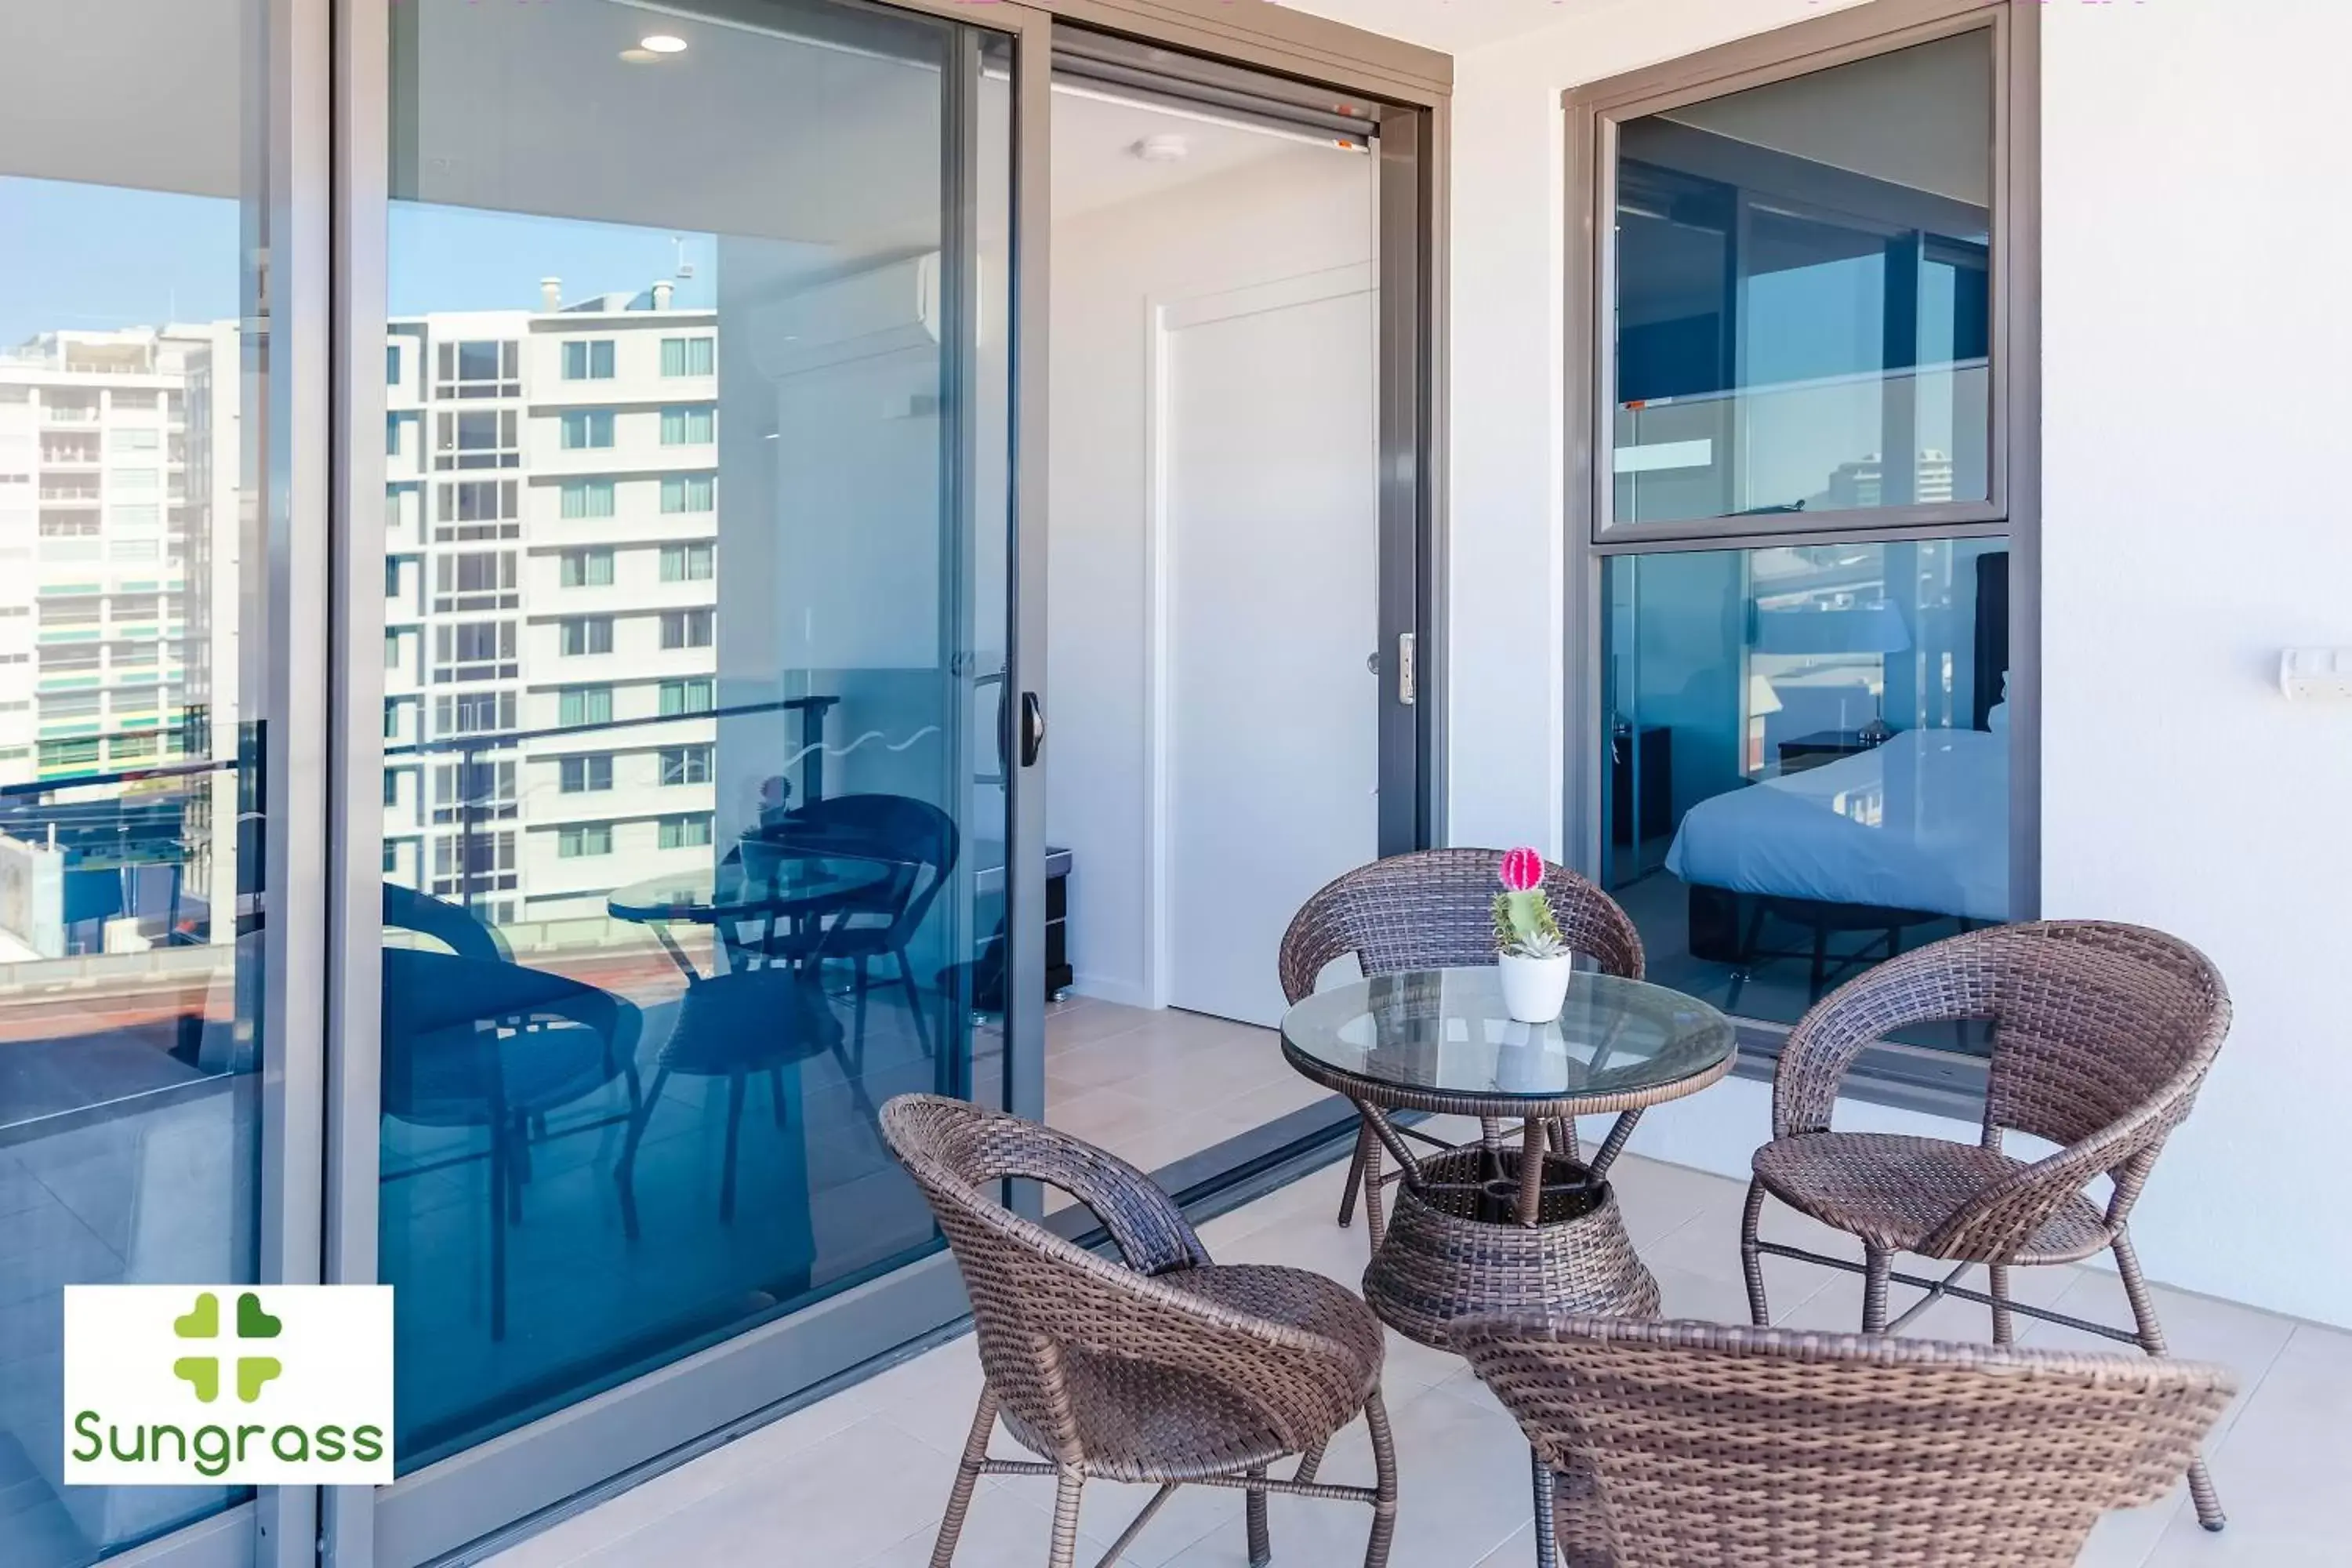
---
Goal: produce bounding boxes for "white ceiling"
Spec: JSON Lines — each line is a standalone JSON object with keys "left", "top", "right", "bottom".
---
{"left": 1051, "top": 86, "right": 1359, "bottom": 221}
{"left": 1274, "top": 0, "right": 1626, "bottom": 56}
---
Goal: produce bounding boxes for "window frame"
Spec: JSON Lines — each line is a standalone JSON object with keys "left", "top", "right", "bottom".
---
{"left": 1561, "top": 0, "right": 2041, "bottom": 1072}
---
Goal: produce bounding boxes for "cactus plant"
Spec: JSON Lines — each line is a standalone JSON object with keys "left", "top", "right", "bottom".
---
{"left": 1493, "top": 847, "right": 1566, "bottom": 959}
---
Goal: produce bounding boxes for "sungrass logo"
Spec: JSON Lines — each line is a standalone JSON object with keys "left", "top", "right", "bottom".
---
{"left": 64, "top": 1285, "right": 394, "bottom": 1485}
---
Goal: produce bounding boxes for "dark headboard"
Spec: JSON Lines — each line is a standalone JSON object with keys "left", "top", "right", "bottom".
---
{"left": 1973, "top": 550, "right": 2010, "bottom": 731}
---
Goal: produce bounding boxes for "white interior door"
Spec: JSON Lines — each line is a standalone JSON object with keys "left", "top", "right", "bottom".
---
{"left": 1160, "top": 263, "right": 1379, "bottom": 1027}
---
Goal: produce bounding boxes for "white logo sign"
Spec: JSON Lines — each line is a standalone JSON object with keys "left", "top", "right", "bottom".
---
{"left": 64, "top": 1285, "right": 394, "bottom": 1486}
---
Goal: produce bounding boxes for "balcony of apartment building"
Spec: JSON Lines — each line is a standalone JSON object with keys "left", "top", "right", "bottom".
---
{"left": 5, "top": 5, "right": 2350, "bottom": 1568}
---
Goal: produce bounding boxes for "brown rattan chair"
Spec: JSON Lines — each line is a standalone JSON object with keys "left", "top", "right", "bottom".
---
{"left": 1278, "top": 848, "right": 1645, "bottom": 1241}
{"left": 1456, "top": 1314, "right": 2236, "bottom": 1568}
{"left": 1737, "top": 920, "right": 2235, "bottom": 1531}
{"left": 880, "top": 1094, "right": 1398, "bottom": 1568}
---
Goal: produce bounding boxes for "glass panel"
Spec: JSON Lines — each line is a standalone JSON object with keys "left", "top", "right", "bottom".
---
{"left": 383, "top": 0, "right": 1012, "bottom": 1471}
{"left": 0, "top": 0, "right": 272, "bottom": 1559}
{"left": 1601, "top": 538, "right": 2012, "bottom": 1036}
{"left": 1611, "top": 31, "right": 1994, "bottom": 527}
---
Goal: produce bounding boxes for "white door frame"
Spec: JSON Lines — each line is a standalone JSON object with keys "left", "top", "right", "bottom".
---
{"left": 1141, "top": 260, "right": 1377, "bottom": 1010}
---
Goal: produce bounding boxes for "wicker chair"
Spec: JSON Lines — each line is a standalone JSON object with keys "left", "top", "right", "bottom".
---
{"left": 1456, "top": 1314, "right": 2235, "bottom": 1568}
{"left": 1278, "top": 848, "right": 1645, "bottom": 1240}
{"left": 880, "top": 1094, "right": 1399, "bottom": 1568}
{"left": 1738, "top": 920, "right": 2234, "bottom": 1531}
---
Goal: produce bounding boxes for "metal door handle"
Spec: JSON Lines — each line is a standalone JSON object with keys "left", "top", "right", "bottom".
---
{"left": 1021, "top": 691, "right": 1046, "bottom": 767}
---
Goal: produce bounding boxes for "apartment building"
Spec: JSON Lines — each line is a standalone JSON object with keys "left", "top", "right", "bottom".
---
{"left": 382, "top": 281, "right": 722, "bottom": 930}
{"left": 0, "top": 325, "right": 241, "bottom": 954}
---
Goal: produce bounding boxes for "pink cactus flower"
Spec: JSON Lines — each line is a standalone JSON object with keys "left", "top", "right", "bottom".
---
{"left": 1498, "top": 846, "right": 1544, "bottom": 893}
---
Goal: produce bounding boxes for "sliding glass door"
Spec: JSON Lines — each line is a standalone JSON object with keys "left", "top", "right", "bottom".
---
{"left": 353, "top": 0, "right": 1037, "bottom": 1558}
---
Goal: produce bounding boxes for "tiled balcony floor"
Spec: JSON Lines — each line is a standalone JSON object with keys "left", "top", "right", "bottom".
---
{"left": 488, "top": 1144, "right": 2350, "bottom": 1568}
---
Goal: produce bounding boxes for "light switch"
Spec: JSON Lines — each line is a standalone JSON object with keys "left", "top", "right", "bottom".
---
{"left": 2279, "top": 648, "right": 2352, "bottom": 700}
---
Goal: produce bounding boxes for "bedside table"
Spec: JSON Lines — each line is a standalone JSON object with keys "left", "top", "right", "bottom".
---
{"left": 1777, "top": 728, "right": 1887, "bottom": 775}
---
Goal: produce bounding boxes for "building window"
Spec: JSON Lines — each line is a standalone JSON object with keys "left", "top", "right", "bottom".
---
{"left": 436, "top": 409, "right": 520, "bottom": 470}
{"left": 432, "top": 760, "right": 517, "bottom": 822}
{"left": 434, "top": 691, "right": 515, "bottom": 736}
{"left": 433, "top": 549, "right": 518, "bottom": 612}
{"left": 657, "top": 814, "right": 713, "bottom": 851}
{"left": 559, "top": 686, "right": 614, "bottom": 728}
{"left": 660, "top": 474, "right": 714, "bottom": 514}
{"left": 561, "top": 339, "right": 616, "bottom": 380}
{"left": 659, "top": 405, "right": 714, "bottom": 446}
{"left": 386, "top": 414, "right": 402, "bottom": 457}
{"left": 560, "top": 616, "right": 614, "bottom": 656}
{"left": 559, "top": 479, "right": 615, "bottom": 520}
{"left": 560, "top": 410, "right": 615, "bottom": 450}
{"left": 437, "top": 479, "right": 520, "bottom": 540}
{"left": 659, "top": 608, "right": 713, "bottom": 649}
{"left": 384, "top": 558, "right": 402, "bottom": 599}
{"left": 1575, "top": 20, "right": 2018, "bottom": 1047}
{"left": 659, "top": 745, "right": 713, "bottom": 786}
{"left": 39, "top": 738, "right": 102, "bottom": 771}
{"left": 383, "top": 699, "right": 401, "bottom": 740}
{"left": 431, "top": 829, "right": 517, "bottom": 895}
{"left": 387, "top": 343, "right": 403, "bottom": 387}
{"left": 660, "top": 336, "right": 715, "bottom": 377}
{"left": 383, "top": 840, "right": 401, "bottom": 873}
{"left": 659, "top": 542, "right": 713, "bottom": 582}
{"left": 558, "top": 822, "right": 615, "bottom": 858}
{"left": 110, "top": 427, "right": 159, "bottom": 453}
{"left": 561, "top": 548, "right": 615, "bottom": 587}
{"left": 434, "top": 339, "right": 521, "bottom": 399}
{"left": 383, "top": 770, "right": 401, "bottom": 807}
{"left": 658, "top": 679, "right": 713, "bottom": 717}
{"left": 558, "top": 755, "right": 613, "bottom": 793}
{"left": 434, "top": 619, "right": 517, "bottom": 682}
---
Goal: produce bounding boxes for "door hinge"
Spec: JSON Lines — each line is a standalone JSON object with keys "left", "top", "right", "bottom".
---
{"left": 1396, "top": 632, "right": 1417, "bottom": 706}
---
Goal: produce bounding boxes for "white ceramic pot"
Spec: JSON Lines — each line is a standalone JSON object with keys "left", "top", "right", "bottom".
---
{"left": 1497, "top": 952, "right": 1573, "bottom": 1023}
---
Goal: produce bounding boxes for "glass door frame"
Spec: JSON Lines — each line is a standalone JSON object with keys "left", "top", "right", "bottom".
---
{"left": 318, "top": 0, "right": 1052, "bottom": 1563}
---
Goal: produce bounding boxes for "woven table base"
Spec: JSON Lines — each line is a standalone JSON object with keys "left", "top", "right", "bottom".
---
{"left": 1362, "top": 1147, "right": 1660, "bottom": 1348}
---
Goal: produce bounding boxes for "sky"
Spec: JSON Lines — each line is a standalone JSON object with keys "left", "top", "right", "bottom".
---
{"left": 0, "top": 175, "right": 719, "bottom": 348}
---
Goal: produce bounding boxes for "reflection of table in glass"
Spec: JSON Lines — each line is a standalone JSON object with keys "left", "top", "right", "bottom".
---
{"left": 1279, "top": 967, "right": 1737, "bottom": 1343}
{"left": 607, "top": 858, "right": 891, "bottom": 982}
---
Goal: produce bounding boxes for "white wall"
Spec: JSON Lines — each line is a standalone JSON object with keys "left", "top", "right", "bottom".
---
{"left": 1047, "top": 143, "right": 1374, "bottom": 1005}
{"left": 1330, "top": 0, "right": 2352, "bottom": 1327}
{"left": 2037, "top": 0, "right": 2352, "bottom": 1328}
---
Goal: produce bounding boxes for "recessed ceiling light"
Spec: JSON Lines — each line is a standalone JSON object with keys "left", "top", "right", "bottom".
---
{"left": 618, "top": 47, "right": 659, "bottom": 64}
{"left": 640, "top": 34, "right": 688, "bottom": 54}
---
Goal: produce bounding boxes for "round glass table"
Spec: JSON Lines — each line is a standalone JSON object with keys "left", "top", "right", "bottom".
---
{"left": 1280, "top": 966, "right": 1736, "bottom": 1346}
{"left": 608, "top": 857, "right": 891, "bottom": 980}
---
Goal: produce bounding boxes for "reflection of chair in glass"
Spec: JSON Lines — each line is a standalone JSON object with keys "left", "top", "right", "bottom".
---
{"left": 882, "top": 1095, "right": 1398, "bottom": 1568}
{"left": 1279, "top": 849, "right": 1646, "bottom": 1238}
{"left": 752, "top": 793, "right": 959, "bottom": 1066}
{"left": 615, "top": 964, "right": 854, "bottom": 1226}
{"left": 380, "top": 884, "right": 644, "bottom": 1341}
{"left": 1740, "top": 920, "right": 2235, "bottom": 1530}
{"left": 1457, "top": 1314, "right": 2233, "bottom": 1568}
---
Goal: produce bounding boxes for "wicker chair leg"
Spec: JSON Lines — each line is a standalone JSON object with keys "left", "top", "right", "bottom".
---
{"left": 1244, "top": 1467, "right": 1272, "bottom": 1567}
{"left": 1530, "top": 1450, "right": 1559, "bottom": 1568}
{"left": 1861, "top": 1246, "right": 1893, "bottom": 1334}
{"left": 1739, "top": 1178, "right": 1771, "bottom": 1327}
{"left": 1296, "top": 1439, "right": 1327, "bottom": 1486}
{"left": 930, "top": 1387, "right": 1000, "bottom": 1568}
{"left": 2115, "top": 1232, "right": 2227, "bottom": 1532}
{"left": 1362, "top": 1387, "right": 1399, "bottom": 1568}
{"left": 1988, "top": 1263, "right": 2016, "bottom": 1345}
{"left": 1338, "top": 1116, "right": 1372, "bottom": 1229}
{"left": 1047, "top": 1467, "right": 1086, "bottom": 1568}
{"left": 1362, "top": 1127, "right": 1387, "bottom": 1250}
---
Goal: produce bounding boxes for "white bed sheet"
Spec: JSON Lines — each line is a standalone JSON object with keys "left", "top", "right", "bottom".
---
{"left": 1663, "top": 728, "right": 2009, "bottom": 922}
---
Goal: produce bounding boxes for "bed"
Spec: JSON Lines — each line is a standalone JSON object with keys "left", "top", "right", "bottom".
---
{"left": 1664, "top": 724, "right": 2010, "bottom": 924}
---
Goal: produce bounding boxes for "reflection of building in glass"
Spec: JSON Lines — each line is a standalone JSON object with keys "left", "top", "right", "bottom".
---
{"left": 383, "top": 281, "right": 721, "bottom": 931}
{"left": 1824, "top": 448, "right": 1958, "bottom": 510}
{"left": 0, "top": 325, "right": 242, "bottom": 956}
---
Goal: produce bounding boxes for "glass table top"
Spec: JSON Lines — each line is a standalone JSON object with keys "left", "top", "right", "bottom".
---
{"left": 1280, "top": 967, "right": 1737, "bottom": 1107}
{"left": 607, "top": 857, "right": 890, "bottom": 923}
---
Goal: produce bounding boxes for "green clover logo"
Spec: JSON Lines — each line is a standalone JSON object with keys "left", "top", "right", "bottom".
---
{"left": 170, "top": 1291, "right": 283, "bottom": 1403}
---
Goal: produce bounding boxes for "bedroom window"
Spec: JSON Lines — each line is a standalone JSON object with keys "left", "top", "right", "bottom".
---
{"left": 1570, "top": 4, "right": 2027, "bottom": 1051}
{"left": 1599, "top": 538, "right": 2010, "bottom": 1031}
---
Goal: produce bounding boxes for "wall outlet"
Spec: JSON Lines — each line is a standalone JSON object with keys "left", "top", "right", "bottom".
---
{"left": 2279, "top": 647, "right": 2352, "bottom": 700}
